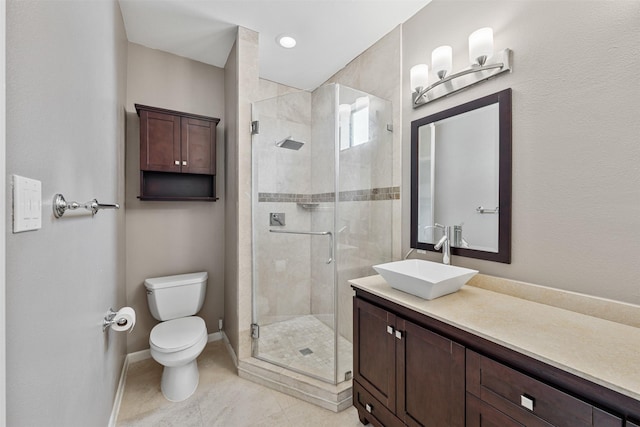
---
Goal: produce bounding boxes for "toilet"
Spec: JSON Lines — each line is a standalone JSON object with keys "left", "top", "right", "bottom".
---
{"left": 145, "top": 271, "right": 208, "bottom": 402}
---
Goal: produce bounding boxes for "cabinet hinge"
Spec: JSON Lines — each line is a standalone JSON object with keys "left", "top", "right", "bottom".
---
{"left": 251, "top": 120, "right": 260, "bottom": 135}
{"left": 251, "top": 323, "right": 260, "bottom": 339}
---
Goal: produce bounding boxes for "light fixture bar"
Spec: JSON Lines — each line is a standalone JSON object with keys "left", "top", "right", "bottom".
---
{"left": 412, "top": 48, "right": 512, "bottom": 108}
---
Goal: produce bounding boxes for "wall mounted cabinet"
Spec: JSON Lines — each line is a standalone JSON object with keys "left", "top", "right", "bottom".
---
{"left": 352, "top": 288, "right": 640, "bottom": 427}
{"left": 136, "top": 104, "right": 220, "bottom": 201}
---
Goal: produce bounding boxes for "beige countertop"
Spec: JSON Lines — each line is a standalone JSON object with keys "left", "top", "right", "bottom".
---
{"left": 349, "top": 274, "right": 640, "bottom": 402}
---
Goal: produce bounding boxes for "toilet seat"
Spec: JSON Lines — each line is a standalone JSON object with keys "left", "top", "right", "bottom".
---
{"left": 150, "top": 316, "right": 206, "bottom": 353}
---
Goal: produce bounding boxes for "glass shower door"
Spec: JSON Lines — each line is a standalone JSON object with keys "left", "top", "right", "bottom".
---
{"left": 251, "top": 88, "right": 338, "bottom": 383}
{"left": 251, "top": 83, "right": 393, "bottom": 386}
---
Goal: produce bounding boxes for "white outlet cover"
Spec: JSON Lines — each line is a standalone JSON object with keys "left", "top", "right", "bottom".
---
{"left": 13, "top": 175, "right": 42, "bottom": 233}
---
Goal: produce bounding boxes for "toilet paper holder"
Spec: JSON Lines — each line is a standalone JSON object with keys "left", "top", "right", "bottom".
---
{"left": 103, "top": 308, "right": 129, "bottom": 332}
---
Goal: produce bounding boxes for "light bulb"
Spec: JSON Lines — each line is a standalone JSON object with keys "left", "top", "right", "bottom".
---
{"left": 432, "top": 46, "right": 452, "bottom": 79}
{"left": 410, "top": 64, "right": 429, "bottom": 92}
{"left": 469, "top": 27, "right": 494, "bottom": 65}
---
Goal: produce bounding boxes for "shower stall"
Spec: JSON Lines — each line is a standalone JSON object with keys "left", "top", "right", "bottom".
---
{"left": 251, "top": 83, "right": 394, "bottom": 385}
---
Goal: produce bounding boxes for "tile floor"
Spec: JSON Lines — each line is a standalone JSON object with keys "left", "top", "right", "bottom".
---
{"left": 256, "top": 315, "right": 353, "bottom": 383}
{"left": 116, "top": 340, "right": 365, "bottom": 426}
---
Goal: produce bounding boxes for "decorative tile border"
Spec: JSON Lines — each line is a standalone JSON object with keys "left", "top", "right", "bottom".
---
{"left": 258, "top": 186, "right": 400, "bottom": 203}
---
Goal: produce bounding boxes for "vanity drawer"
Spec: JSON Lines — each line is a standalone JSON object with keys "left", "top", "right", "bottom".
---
{"left": 466, "top": 392, "right": 526, "bottom": 427}
{"left": 354, "top": 380, "right": 402, "bottom": 427}
{"left": 466, "top": 350, "right": 622, "bottom": 427}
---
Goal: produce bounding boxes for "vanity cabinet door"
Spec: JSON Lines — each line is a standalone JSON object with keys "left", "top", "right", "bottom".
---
{"left": 354, "top": 297, "right": 397, "bottom": 413}
{"left": 397, "top": 318, "right": 465, "bottom": 427}
{"left": 354, "top": 297, "right": 466, "bottom": 426}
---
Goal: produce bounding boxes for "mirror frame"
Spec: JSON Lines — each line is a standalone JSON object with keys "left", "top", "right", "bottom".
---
{"left": 410, "top": 88, "right": 512, "bottom": 263}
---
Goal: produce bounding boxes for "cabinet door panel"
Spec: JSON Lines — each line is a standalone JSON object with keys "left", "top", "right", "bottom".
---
{"left": 398, "top": 319, "right": 465, "bottom": 427}
{"left": 140, "top": 110, "right": 181, "bottom": 172}
{"left": 181, "top": 117, "right": 215, "bottom": 175}
{"left": 354, "top": 298, "right": 397, "bottom": 412}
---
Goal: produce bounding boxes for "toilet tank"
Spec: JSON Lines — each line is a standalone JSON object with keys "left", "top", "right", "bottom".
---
{"left": 145, "top": 272, "right": 207, "bottom": 321}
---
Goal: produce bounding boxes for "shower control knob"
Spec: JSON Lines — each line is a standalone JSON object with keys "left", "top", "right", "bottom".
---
{"left": 270, "top": 213, "right": 285, "bottom": 226}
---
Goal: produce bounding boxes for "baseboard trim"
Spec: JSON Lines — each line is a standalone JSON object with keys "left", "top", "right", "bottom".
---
{"left": 107, "top": 355, "right": 129, "bottom": 427}
{"left": 208, "top": 331, "right": 222, "bottom": 343}
{"left": 108, "top": 330, "right": 223, "bottom": 426}
{"left": 221, "top": 331, "right": 238, "bottom": 368}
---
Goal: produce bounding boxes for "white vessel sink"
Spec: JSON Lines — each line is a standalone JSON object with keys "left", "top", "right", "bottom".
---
{"left": 373, "top": 259, "right": 478, "bottom": 300}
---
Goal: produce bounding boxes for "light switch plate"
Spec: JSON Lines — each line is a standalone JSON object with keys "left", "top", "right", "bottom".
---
{"left": 13, "top": 175, "right": 42, "bottom": 233}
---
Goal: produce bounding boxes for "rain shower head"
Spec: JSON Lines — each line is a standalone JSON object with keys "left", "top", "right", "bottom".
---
{"left": 275, "top": 136, "right": 305, "bottom": 150}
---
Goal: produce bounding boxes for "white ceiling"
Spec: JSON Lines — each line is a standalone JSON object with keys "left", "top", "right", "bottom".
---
{"left": 118, "top": 0, "right": 430, "bottom": 90}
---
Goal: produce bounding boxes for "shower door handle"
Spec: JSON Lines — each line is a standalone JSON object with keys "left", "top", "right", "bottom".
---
{"left": 269, "top": 229, "right": 333, "bottom": 264}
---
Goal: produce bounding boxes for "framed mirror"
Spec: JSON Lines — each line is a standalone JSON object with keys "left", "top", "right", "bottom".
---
{"left": 410, "top": 89, "right": 512, "bottom": 263}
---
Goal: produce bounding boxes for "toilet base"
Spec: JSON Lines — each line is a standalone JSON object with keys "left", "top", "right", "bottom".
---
{"left": 160, "top": 359, "right": 199, "bottom": 402}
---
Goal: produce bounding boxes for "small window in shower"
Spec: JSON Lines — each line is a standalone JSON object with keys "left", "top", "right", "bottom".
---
{"left": 339, "top": 96, "right": 370, "bottom": 151}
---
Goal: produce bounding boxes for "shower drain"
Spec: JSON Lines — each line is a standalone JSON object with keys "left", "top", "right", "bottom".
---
{"left": 299, "top": 348, "right": 313, "bottom": 356}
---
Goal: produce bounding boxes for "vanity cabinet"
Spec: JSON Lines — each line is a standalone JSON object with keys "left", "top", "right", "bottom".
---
{"left": 136, "top": 104, "right": 220, "bottom": 200}
{"left": 353, "top": 298, "right": 465, "bottom": 427}
{"left": 353, "top": 287, "right": 638, "bottom": 427}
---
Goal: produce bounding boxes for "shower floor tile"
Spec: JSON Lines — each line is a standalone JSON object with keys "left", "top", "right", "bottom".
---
{"left": 256, "top": 315, "right": 353, "bottom": 383}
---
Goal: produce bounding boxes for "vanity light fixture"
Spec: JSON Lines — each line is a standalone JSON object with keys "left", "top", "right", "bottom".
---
{"left": 277, "top": 35, "right": 297, "bottom": 49}
{"left": 411, "top": 27, "right": 512, "bottom": 108}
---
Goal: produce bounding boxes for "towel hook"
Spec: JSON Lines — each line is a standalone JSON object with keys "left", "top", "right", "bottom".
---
{"left": 53, "top": 193, "right": 120, "bottom": 218}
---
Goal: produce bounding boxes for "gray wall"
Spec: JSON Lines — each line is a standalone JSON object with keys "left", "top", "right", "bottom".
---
{"left": 124, "top": 42, "right": 226, "bottom": 353}
{"left": 402, "top": 0, "right": 640, "bottom": 304}
{"left": 6, "top": 0, "right": 128, "bottom": 425}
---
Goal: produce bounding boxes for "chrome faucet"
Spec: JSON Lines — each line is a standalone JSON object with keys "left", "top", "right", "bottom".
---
{"left": 423, "top": 223, "right": 450, "bottom": 265}
{"left": 424, "top": 223, "right": 470, "bottom": 265}
{"left": 433, "top": 225, "right": 452, "bottom": 265}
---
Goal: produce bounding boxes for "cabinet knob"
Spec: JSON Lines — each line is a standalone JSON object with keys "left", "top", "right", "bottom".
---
{"left": 520, "top": 394, "right": 535, "bottom": 411}
{"left": 386, "top": 325, "right": 394, "bottom": 335}
{"left": 395, "top": 330, "right": 403, "bottom": 340}
{"left": 174, "top": 160, "right": 180, "bottom": 165}
{"left": 182, "top": 161, "right": 187, "bottom": 166}
{"left": 365, "top": 403, "right": 373, "bottom": 413}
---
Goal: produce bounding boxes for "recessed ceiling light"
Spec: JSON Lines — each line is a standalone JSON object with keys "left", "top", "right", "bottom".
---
{"left": 277, "top": 35, "right": 297, "bottom": 49}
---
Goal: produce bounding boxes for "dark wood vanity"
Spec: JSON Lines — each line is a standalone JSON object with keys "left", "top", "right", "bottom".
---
{"left": 352, "top": 285, "right": 640, "bottom": 427}
{"left": 136, "top": 104, "right": 220, "bottom": 201}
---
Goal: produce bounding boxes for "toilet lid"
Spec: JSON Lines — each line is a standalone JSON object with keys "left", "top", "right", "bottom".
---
{"left": 150, "top": 316, "right": 206, "bottom": 352}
